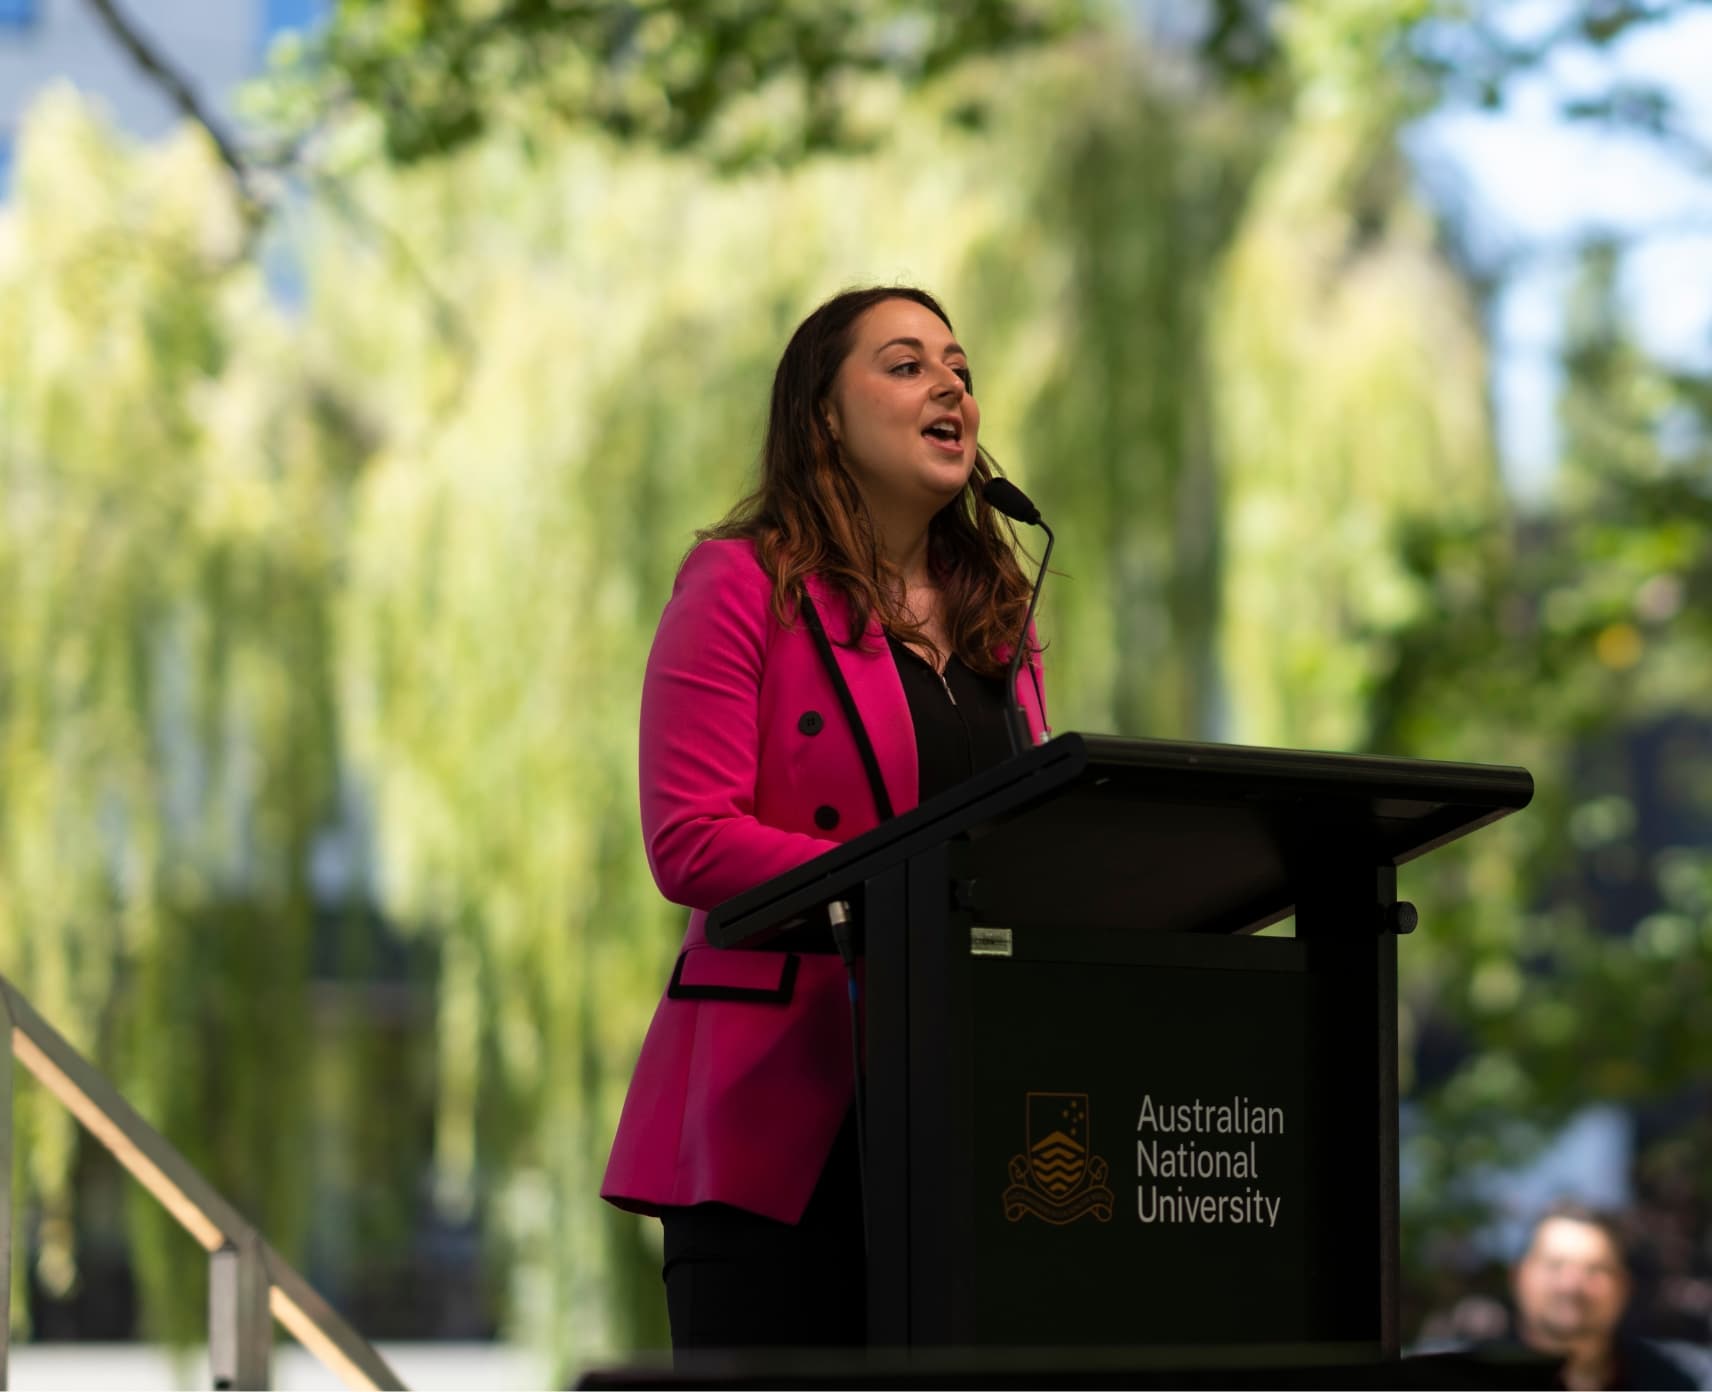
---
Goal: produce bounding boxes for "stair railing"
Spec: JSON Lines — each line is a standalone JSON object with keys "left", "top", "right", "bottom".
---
{"left": 0, "top": 974, "right": 407, "bottom": 1391}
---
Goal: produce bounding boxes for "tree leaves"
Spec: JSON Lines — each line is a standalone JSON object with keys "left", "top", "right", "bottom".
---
{"left": 264, "top": 0, "right": 1092, "bottom": 168}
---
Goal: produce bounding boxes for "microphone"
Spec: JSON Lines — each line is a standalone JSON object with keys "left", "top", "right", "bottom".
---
{"left": 983, "top": 476, "right": 1040, "bottom": 526}
{"left": 983, "top": 478, "right": 1054, "bottom": 755}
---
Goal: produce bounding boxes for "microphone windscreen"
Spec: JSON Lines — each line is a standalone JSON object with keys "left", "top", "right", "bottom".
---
{"left": 982, "top": 477, "right": 1042, "bottom": 526}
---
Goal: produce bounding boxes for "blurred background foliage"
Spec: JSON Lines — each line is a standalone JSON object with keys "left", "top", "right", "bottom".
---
{"left": 0, "top": 0, "right": 1710, "bottom": 1375}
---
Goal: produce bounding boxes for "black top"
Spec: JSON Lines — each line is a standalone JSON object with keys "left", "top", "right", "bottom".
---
{"left": 886, "top": 635, "right": 1015, "bottom": 802}
{"left": 1471, "top": 1337, "right": 1707, "bottom": 1391}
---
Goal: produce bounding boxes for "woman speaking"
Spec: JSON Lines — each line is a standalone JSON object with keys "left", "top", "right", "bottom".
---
{"left": 601, "top": 286, "right": 1049, "bottom": 1352}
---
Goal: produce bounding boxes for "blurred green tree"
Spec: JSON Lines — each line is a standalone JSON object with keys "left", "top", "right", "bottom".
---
{"left": 0, "top": 92, "right": 358, "bottom": 1337}
{"left": 1366, "top": 238, "right": 1712, "bottom": 1316}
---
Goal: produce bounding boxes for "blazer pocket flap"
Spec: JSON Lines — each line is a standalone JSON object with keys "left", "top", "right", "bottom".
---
{"left": 667, "top": 948, "right": 799, "bottom": 1004}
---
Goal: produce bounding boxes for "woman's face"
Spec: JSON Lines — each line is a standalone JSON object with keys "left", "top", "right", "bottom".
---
{"left": 824, "top": 297, "right": 980, "bottom": 526}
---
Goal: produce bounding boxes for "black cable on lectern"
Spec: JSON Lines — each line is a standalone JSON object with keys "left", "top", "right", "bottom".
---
{"left": 827, "top": 898, "right": 869, "bottom": 1258}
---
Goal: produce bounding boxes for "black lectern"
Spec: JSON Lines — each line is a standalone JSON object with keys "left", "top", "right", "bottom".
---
{"left": 706, "top": 733, "right": 1532, "bottom": 1366}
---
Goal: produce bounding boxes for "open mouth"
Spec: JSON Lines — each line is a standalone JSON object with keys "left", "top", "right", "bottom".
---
{"left": 923, "top": 419, "right": 963, "bottom": 449}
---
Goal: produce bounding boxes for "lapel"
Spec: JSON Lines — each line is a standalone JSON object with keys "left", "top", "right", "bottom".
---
{"left": 802, "top": 572, "right": 919, "bottom": 816}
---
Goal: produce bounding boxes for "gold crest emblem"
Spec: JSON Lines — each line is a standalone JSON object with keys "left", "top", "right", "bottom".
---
{"left": 1003, "top": 1091, "right": 1115, "bottom": 1224}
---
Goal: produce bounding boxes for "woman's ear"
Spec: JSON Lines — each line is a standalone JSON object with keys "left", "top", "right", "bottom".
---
{"left": 823, "top": 402, "right": 841, "bottom": 445}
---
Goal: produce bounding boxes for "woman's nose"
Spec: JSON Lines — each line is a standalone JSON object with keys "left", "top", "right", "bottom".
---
{"left": 931, "top": 368, "right": 965, "bottom": 399}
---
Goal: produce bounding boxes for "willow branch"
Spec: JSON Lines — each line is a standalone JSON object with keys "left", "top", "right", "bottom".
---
{"left": 81, "top": 0, "right": 255, "bottom": 202}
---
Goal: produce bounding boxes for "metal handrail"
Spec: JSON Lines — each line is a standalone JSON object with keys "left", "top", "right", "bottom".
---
{"left": 0, "top": 975, "right": 407, "bottom": 1391}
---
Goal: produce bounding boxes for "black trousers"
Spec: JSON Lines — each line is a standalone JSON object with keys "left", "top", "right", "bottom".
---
{"left": 660, "top": 1110, "right": 866, "bottom": 1354}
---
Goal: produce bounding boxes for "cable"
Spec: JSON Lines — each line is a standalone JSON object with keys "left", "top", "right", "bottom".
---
{"left": 827, "top": 898, "right": 869, "bottom": 1258}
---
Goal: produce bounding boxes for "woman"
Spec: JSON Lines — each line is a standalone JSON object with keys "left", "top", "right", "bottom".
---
{"left": 601, "top": 286, "right": 1050, "bottom": 1352}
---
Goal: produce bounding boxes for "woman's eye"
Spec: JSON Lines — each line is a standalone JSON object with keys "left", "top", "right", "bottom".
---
{"left": 955, "top": 367, "right": 974, "bottom": 390}
{"left": 889, "top": 360, "right": 920, "bottom": 375}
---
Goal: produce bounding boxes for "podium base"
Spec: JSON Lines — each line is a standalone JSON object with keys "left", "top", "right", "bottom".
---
{"left": 577, "top": 1347, "right": 1557, "bottom": 1390}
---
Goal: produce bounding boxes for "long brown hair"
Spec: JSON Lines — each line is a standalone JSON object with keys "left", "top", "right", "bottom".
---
{"left": 701, "top": 286, "right": 1034, "bottom": 677}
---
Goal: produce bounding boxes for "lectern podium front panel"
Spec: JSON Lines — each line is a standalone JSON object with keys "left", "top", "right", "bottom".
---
{"left": 962, "top": 932, "right": 1374, "bottom": 1348}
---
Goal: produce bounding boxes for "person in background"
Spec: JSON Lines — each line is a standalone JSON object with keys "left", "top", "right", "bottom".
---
{"left": 1511, "top": 1200, "right": 1707, "bottom": 1390}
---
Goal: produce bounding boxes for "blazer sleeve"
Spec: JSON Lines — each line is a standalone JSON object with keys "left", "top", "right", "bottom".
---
{"left": 639, "top": 540, "right": 839, "bottom": 911}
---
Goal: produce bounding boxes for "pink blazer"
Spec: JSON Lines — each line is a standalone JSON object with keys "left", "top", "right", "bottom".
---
{"left": 601, "top": 538, "right": 1049, "bottom": 1224}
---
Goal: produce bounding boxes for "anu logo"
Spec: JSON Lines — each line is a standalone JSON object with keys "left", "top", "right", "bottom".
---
{"left": 1002, "top": 1091, "right": 1115, "bottom": 1225}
